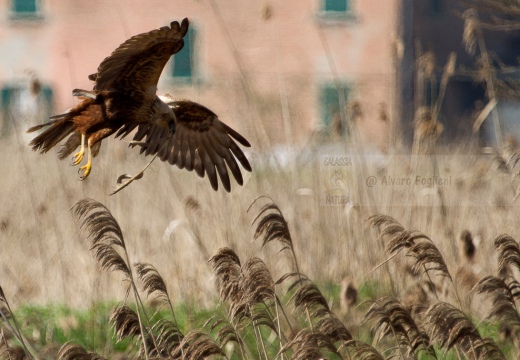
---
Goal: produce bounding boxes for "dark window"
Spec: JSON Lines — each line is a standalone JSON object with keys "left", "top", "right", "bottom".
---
{"left": 320, "top": 83, "right": 350, "bottom": 135}
{"left": 13, "top": 0, "right": 36, "bottom": 13}
{"left": 324, "top": 0, "right": 349, "bottom": 13}
{"left": 10, "top": 0, "right": 41, "bottom": 18}
{"left": 171, "top": 26, "right": 196, "bottom": 79}
{"left": 319, "top": 0, "right": 354, "bottom": 22}
{"left": 430, "top": 0, "right": 443, "bottom": 16}
{"left": 1, "top": 84, "right": 53, "bottom": 137}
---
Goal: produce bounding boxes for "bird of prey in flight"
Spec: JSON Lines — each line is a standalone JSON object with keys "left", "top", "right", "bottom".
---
{"left": 27, "top": 18, "right": 251, "bottom": 192}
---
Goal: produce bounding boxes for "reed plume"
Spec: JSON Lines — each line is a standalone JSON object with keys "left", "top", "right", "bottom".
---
{"left": 250, "top": 198, "right": 293, "bottom": 252}
{"left": 170, "top": 330, "right": 225, "bottom": 360}
{"left": 279, "top": 329, "right": 340, "bottom": 360}
{"left": 369, "top": 214, "right": 456, "bottom": 305}
{"left": 209, "top": 248, "right": 280, "bottom": 358}
{"left": 57, "top": 342, "right": 105, "bottom": 360}
{"left": 209, "top": 247, "right": 242, "bottom": 303}
{"left": 0, "top": 347, "right": 27, "bottom": 360}
{"left": 71, "top": 199, "right": 130, "bottom": 277}
{"left": 474, "top": 276, "right": 520, "bottom": 346}
{"left": 462, "top": 8, "right": 479, "bottom": 55}
{"left": 344, "top": 340, "right": 384, "bottom": 360}
{"left": 71, "top": 198, "right": 157, "bottom": 359}
{"left": 494, "top": 234, "right": 520, "bottom": 275}
{"left": 364, "top": 297, "right": 435, "bottom": 359}
{"left": 424, "top": 302, "right": 505, "bottom": 359}
{"left": 135, "top": 262, "right": 184, "bottom": 350}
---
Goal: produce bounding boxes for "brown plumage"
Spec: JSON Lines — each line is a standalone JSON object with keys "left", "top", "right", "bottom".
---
{"left": 114, "top": 95, "right": 251, "bottom": 192}
{"left": 27, "top": 18, "right": 251, "bottom": 192}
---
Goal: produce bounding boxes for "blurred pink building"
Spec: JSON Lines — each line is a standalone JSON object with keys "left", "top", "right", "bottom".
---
{"left": 0, "top": 0, "right": 402, "bottom": 150}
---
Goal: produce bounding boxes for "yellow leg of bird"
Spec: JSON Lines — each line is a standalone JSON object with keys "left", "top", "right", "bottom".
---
{"left": 72, "top": 134, "right": 86, "bottom": 165}
{"left": 79, "top": 145, "right": 92, "bottom": 180}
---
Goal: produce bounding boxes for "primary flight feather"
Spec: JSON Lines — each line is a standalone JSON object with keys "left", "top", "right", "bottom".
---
{"left": 27, "top": 18, "right": 251, "bottom": 192}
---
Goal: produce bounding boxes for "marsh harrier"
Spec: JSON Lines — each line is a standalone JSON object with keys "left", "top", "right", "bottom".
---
{"left": 27, "top": 18, "right": 251, "bottom": 192}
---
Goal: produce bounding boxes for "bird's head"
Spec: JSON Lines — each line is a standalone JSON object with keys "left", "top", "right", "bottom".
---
{"left": 155, "top": 98, "right": 176, "bottom": 134}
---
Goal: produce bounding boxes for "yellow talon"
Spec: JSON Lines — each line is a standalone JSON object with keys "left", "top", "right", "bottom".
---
{"left": 72, "top": 149, "right": 85, "bottom": 165}
{"left": 78, "top": 143, "right": 92, "bottom": 180}
{"left": 72, "top": 134, "right": 86, "bottom": 166}
{"left": 79, "top": 162, "right": 92, "bottom": 179}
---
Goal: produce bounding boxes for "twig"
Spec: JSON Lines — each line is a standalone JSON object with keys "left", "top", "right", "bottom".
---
{"left": 109, "top": 154, "right": 157, "bottom": 196}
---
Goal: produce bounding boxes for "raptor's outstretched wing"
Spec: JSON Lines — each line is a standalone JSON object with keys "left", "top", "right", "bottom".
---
{"left": 116, "top": 98, "right": 251, "bottom": 192}
{"left": 89, "top": 18, "right": 189, "bottom": 97}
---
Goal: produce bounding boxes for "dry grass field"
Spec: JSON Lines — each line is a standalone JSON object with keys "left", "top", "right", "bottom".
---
{"left": 1, "top": 112, "right": 520, "bottom": 358}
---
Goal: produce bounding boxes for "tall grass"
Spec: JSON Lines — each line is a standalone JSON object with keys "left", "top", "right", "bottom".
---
{"left": 2, "top": 128, "right": 518, "bottom": 305}
{"left": 1, "top": 189, "right": 519, "bottom": 358}
{"left": 2, "top": 59, "right": 520, "bottom": 357}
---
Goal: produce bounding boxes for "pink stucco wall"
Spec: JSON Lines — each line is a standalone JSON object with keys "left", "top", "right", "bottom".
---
{"left": 0, "top": 0, "right": 400, "bottom": 149}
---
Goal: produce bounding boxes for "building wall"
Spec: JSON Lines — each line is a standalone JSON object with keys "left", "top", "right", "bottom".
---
{"left": 0, "top": 0, "right": 400, "bottom": 149}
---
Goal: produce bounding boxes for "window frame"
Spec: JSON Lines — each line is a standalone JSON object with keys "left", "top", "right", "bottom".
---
{"left": 318, "top": 82, "right": 351, "bottom": 136}
{"left": 317, "top": 0, "right": 355, "bottom": 22}
{"left": 9, "top": 0, "right": 43, "bottom": 20}
{"left": 168, "top": 24, "right": 199, "bottom": 85}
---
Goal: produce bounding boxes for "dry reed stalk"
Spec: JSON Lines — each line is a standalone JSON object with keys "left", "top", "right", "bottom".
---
{"left": 204, "top": 317, "right": 245, "bottom": 358}
{"left": 135, "top": 263, "right": 184, "bottom": 354}
{"left": 135, "top": 262, "right": 184, "bottom": 351}
{"left": 432, "top": 52, "right": 457, "bottom": 124}
{"left": 238, "top": 257, "right": 278, "bottom": 359}
{"left": 209, "top": 248, "right": 283, "bottom": 359}
{"left": 462, "top": 0, "right": 520, "bottom": 18}
{"left": 342, "top": 340, "right": 384, "bottom": 360}
{"left": 249, "top": 196, "right": 316, "bottom": 329}
{"left": 277, "top": 265, "right": 354, "bottom": 358}
{"left": 209, "top": 248, "right": 243, "bottom": 303}
{"left": 57, "top": 342, "right": 106, "bottom": 360}
{"left": 208, "top": 248, "right": 252, "bottom": 358}
{"left": 364, "top": 296, "right": 435, "bottom": 359}
{"left": 110, "top": 306, "right": 141, "bottom": 342}
{"left": 0, "top": 288, "right": 33, "bottom": 360}
{"left": 0, "top": 347, "right": 27, "bottom": 360}
{"left": 463, "top": 8, "right": 504, "bottom": 149}
{"left": 272, "top": 17, "right": 299, "bottom": 188}
{"left": 71, "top": 199, "right": 157, "bottom": 359}
{"left": 369, "top": 215, "right": 462, "bottom": 308}
{"left": 494, "top": 234, "right": 520, "bottom": 275}
{"left": 279, "top": 328, "right": 340, "bottom": 360}
{"left": 170, "top": 330, "right": 225, "bottom": 360}
{"left": 248, "top": 198, "right": 360, "bottom": 358}
{"left": 462, "top": 9, "right": 478, "bottom": 56}
{"left": 315, "top": 314, "right": 352, "bottom": 345}
{"left": 474, "top": 276, "right": 520, "bottom": 327}
{"left": 424, "top": 302, "right": 505, "bottom": 359}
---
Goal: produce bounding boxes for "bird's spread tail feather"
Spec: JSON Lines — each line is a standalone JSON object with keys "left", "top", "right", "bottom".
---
{"left": 27, "top": 97, "right": 95, "bottom": 155}
{"left": 27, "top": 116, "right": 75, "bottom": 154}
